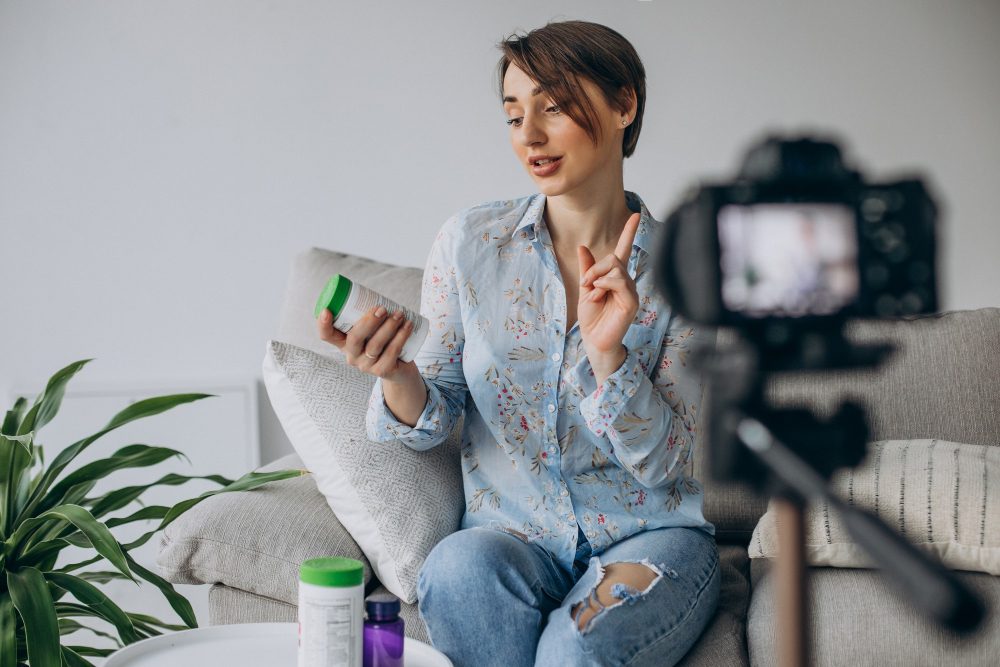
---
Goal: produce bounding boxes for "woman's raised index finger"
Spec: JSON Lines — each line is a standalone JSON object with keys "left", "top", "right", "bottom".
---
{"left": 614, "top": 212, "right": 641, "bottom": 264}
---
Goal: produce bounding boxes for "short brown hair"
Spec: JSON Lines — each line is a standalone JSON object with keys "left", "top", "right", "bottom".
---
{"left": 496, "top": 20, "right": 646, "bottom": 158}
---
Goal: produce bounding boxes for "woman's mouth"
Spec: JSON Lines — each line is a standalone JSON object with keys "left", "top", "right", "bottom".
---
{"left": 530, "top": 156, "right": 563, "bottom": 177}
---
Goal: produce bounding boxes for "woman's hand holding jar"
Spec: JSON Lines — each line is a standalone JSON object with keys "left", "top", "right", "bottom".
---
{"left": 317, "top": 306, "right": 428, "bottom": 426}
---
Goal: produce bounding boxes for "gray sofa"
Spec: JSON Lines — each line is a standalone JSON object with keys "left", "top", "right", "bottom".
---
{"left": 157, "top": 247, "right": 1000, "bottom": 665}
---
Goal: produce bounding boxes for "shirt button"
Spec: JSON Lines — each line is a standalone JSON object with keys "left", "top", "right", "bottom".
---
{"left": 551, "top": 352, "right": 561, "bottom": 361}
{"left": 587, "top": 530, "right": 597, "bottom": 539}
{"left": 547, "top": 404, "right": 556, "bottom": 413}
{"left": 560, "top": 488, "right": 569, "bottom": 497}
{"left": 548, "top": 445, "right": 558, "bottom": 455}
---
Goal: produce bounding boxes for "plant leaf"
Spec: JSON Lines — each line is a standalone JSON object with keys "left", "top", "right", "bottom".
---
{"left": 86, "top": 472, "right": 232, "bottom": 520}
{"left": 54, "top": 601, "right": 110, "bottom": 621}
{"left": 16, "top": 359, "right": 94, "bottom": 436}
{"left": 75, "top": 570, "right": 134, "bottom": 585}
{"left": 1, "top": 434, "right": 34, "bottom": 538}
{"left": 65, "top": 645, "right": 114, "bottom": 658}
{"left": 8, "top": 505, "right": 137, "bottom": 584}
{"left": 60, "top": 645, "right": 98, "bottom": 665}
{"left": 120, "top": 469, "right": 305, "bottom": 552}
{"left": 15, "top": 393, "right": 215, "bottom": 530}
{"left": 57, "top": 619, "right": 123, "bottom": 647}
{"left": 7, "top": 567, "right": 61, "bottom": 667}
{"left": 125, "top": 611, "right": 188, "bottom": 632}
{"left": 44, "top": 445, "right": 189, "bottom": 511}
{"left": 163, "top": 469, "right": 306, "bottom": 527}
{"left": 104, "top": 505, "right": 169, "bottom": 529}
{"left": 45, "top": 572, "right": 139, "bottom": 644}
{"left": 13, "top": 448, "right": 38, "bottom": 522}
{"left": 52, "top": 555, "right": 104, "bottom": 575}
{"left": 1, "top": 433, "right": 33, "bottom": 455}
{"left": 13, "top": 538, "right": 74, "bottom": 570}
{"left": 122, "top": 550, "right": 197, "bottom": 628}
{"left": 1, "top": 397, "right": 28, "bottom": 436}
{"left": 104, "top": 393, "right": 215, "bottom": 431}
{"left": 0, "top": 591, "right": 17, "bottom": 667}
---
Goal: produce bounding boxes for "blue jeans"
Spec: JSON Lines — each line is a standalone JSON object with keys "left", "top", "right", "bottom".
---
{"left": 416, "top": 526, "right": 720, "bottom": 667}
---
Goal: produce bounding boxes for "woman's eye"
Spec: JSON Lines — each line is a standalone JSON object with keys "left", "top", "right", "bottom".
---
{"left": 507, "top": 106, "right": 561, "bottom": 127}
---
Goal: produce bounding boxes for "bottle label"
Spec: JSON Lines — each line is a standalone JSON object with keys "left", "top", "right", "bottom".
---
{"left": 298, "top": 596, "right": 359, "bottom": 667}
{"left": 333, "top": 283, "right": 422, "bottom": 337}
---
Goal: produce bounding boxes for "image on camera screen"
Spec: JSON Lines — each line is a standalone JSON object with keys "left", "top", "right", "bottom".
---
{"left": 718, "top": 203, "right": 860, "bottom": 318}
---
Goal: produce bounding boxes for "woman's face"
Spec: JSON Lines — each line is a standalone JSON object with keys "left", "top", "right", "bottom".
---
{"left": 502, "top": 65, "right": 627, "bottom": 198}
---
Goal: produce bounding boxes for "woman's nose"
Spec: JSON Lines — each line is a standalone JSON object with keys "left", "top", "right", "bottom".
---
{"left": 518, "top": 114, "right": 545, "bottom": 146}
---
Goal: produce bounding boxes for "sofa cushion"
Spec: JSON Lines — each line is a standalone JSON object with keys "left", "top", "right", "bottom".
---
{"left": 156, "top": 452, "right": 371, "bottom": 606}
{"left": 747, "top": 557, "right": 1000, "bottom": 666}
{"left": 749, "top": 439, "right": 1000, "bottom": 575}
{"left": 702, "top": 308, "right": 1000, "bottom": 541}
{"left": 263, "top": 340, "right": 464, "bottom": 603}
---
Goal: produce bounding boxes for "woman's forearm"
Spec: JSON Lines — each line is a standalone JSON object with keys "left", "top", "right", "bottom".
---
{"left": 382, "top": 365, "right": 429, "bottom": 427}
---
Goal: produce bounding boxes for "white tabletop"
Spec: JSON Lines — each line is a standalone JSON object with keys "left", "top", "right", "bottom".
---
{"left": 104, "top": 622, "right": 452, "bottom": 667}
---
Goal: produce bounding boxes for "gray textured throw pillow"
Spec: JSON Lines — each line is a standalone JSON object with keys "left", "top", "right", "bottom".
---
{"left": 262, "top": 340, "right": 464, "bottom": 603}
{"left": 156, "top": 452, "right": 372, "bottom": 606}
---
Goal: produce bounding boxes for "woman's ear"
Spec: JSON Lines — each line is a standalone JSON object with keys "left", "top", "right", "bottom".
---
{"left": 618, "top": 87, "right": 638, "bottom": 124}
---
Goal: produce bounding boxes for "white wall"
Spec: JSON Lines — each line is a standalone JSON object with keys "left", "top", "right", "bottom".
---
{"left": 3, "top": 0, "right": 999, "bottom": 465}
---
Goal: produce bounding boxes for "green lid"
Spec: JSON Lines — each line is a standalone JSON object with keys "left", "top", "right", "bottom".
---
{"left": 315, "top": 274, "right": 353, "bottom": 319}
{"left": 300, "top": 557, "right": 364, "bottom": 587}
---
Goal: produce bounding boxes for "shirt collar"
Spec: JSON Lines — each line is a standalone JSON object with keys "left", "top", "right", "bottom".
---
{"left": 515, "top": 190, "right": 659, "bottom": 256}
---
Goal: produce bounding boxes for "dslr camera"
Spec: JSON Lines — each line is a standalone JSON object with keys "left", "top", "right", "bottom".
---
{"left": 658, "top": 135, "right": 937, "bottom": 345}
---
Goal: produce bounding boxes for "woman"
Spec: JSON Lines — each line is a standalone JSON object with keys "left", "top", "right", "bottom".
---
{"left": 318, "top": 20, "right": 719, "bottom": 667}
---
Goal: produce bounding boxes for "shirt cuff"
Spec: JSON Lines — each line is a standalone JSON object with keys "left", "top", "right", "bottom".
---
{"left": 576, "top": 346, "right": 644, "bottom": 438}
{"left": 366, "top": 375, "right": 440, "bottom": 446}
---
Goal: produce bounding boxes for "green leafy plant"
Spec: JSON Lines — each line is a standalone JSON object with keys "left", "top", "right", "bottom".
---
{"left": 0, "top": 359, "right": 305, "bottom": 666}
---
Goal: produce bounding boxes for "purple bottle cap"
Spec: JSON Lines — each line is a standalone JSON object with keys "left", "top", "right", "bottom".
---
{"left": 365, "top": 593, "right": 401, "bottom": 621}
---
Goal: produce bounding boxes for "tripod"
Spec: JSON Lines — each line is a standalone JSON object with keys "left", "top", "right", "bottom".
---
{"left": 697, "top": 336, "right": 984, "bottom": 667}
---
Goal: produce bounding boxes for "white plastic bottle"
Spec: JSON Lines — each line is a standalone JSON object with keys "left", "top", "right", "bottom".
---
{"left": 298, "top": 557, "right": 365, "bottom": 667}
{"left": 315, "top": 274, "right": 430, "bottom": 363}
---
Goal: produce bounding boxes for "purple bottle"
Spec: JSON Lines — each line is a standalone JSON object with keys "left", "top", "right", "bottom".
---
{"left": 363, "top": 593, "right": 404, "bottom": 667}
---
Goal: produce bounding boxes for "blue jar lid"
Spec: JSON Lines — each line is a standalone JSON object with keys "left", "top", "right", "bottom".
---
{"left": 365, "top": 593, "right": 401, "bottom": 621}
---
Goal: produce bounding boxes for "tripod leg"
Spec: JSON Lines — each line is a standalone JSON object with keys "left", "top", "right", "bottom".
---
{"left": 775, "top": 496, "right": 809, "bottom": 667}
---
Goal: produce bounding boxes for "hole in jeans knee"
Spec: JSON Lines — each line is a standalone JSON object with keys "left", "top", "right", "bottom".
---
{"left": 571, "top": 560, "right": 665, "bottom": 636}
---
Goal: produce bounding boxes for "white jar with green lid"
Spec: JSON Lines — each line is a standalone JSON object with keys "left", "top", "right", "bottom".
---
{"left": 315, "top": 274, "right": 430, "bottom": 364}
{"left": 298, "top": 557, "right": 365, "bottom": 667}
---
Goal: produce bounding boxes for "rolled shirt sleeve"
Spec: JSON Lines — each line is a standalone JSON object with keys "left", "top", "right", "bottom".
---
{"left": 567, "top": 313, "right": 713, "bottom": 489}
{"left": 365, "top": 215, "right": 469, "bottom": 450}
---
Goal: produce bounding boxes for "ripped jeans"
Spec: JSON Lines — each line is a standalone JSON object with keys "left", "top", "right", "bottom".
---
{"left": 416, "top": 525, "right": 720, "bottom": 667}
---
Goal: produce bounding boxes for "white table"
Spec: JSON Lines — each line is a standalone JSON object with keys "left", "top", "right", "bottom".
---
{"left": 104, "top": 622, "right": 452, "bottom": 666}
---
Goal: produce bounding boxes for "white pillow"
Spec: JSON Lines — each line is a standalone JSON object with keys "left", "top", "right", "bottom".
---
{"left": 262, "top": 340, "right": 464, "bottom": 602}
{"left": 749, "top": 439, "right": 1000, "bottom": 575}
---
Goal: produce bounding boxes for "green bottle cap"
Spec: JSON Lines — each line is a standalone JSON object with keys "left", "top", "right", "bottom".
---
{"left": 315, "top": 274, "right": 353, "bottom": 319}
{"left": 300, "top": 557, "right": 365, "bottom": 587}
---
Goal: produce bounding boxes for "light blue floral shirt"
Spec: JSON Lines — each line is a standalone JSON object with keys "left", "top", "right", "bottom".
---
{"left": 366, "top": 191, "right": 715, "bottom": 573}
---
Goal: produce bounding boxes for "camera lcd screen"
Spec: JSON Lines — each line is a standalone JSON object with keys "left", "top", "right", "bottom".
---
{"left": 718, "top": 203, "right": 860, "bottom": 318}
